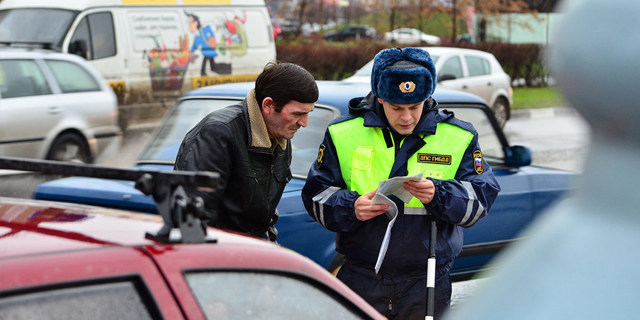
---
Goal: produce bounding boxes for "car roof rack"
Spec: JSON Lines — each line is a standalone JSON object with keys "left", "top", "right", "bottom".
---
{"left": 0, "top": 157, "right": 219, "bottom": 244}
{"left": 0, "top": 41, "right": 58, "bottom": 51}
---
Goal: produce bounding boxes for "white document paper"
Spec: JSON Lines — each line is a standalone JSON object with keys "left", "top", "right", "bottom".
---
{"left": 372, "top": 174, "right": 423, "bottom": 273}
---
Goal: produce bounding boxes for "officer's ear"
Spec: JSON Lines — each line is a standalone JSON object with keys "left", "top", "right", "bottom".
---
{"left": 261, "top": 97, "right": 276, "bottom": 116}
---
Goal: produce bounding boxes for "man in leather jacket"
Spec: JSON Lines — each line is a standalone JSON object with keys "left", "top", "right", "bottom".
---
{"left": 175, "top": 62, "right": 318, "bottom": 241}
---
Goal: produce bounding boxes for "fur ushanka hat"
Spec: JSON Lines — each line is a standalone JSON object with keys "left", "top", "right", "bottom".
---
{"left": 370, "top": 47, "right": 437, "bottom": 104}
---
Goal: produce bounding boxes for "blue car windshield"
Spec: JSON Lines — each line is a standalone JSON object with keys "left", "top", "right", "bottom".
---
{"left": 139, "top": 98, "right": 503, "bottom": 176}
{"left": 138, "top": 98, "right": 338, "bottom": 177}
{"left": 0, "top": 9, "right": 77, "bottom": 49}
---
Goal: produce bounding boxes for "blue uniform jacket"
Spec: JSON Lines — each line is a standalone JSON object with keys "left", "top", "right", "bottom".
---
{"left": 301, "top": 94, "right": 501, "bottom": 279}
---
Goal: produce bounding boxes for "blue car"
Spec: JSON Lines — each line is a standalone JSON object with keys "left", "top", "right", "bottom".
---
{"left": 34, "top": 81, "right": 578, "bottom": 280}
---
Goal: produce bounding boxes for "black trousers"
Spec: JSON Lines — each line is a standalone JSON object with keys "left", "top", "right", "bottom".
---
{"left": 200, "top": 57, "right": 215, "bottom": 76}
{"left": 337, "top": 264, "right": 452, "bottom": 319}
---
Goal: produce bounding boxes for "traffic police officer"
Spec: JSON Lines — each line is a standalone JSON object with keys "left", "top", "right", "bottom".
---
{"left": 301, "top": 47, "right": 500, "bottom": 319}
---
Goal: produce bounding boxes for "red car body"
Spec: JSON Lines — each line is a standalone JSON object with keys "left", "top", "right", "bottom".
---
{"left": 0, "top": 197, "right": 384, "bottom": 319}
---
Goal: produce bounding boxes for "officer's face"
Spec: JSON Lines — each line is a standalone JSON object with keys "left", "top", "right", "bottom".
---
{"left": 378, "top": 98, "right": 425, "bottom": 135}
{"left": 263, "top": 98, "right": 315, "bottom": 140}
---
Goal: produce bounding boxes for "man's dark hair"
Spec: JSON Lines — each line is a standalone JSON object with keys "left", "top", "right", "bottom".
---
{"left": 255, "top": 61, "right": 318, "bottom": 112}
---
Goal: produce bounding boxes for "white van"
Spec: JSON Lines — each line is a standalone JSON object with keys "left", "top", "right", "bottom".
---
{"left": 0, "top": 0, "right": 277, "bottom": 130}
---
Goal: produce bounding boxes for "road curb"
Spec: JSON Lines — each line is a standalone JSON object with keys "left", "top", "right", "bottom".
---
{"left": 511, "top": 107, "right": 578, "bottom": 120}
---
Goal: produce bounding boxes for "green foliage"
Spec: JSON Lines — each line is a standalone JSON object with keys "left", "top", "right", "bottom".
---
{"left": 512, "top": 87, "right": 567, "bottom": 110}
{"left": 276, "top": 40, "right": 390, "bottom": 80}
{"left": 366, "top": 11, "right": 452, "bottom": 37}
{"left": 276, "top": 40, "right": 550, "bottom": 86}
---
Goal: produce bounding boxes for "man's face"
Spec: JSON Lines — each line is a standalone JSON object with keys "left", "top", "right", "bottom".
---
{"left": 378, "top": 98, "right": 425, "bottom": 135}
{"left": 263, "top": 99, "right": 315, "bottom": 140}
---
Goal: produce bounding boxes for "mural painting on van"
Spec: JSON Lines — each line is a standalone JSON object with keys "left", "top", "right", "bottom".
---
{"left": 129, "top": 10, "right": 251, "bottom": 93}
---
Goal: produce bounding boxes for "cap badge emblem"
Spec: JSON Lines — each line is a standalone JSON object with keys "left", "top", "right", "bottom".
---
{"left": 399, "top": 81, "right": 416, "bottom": 93}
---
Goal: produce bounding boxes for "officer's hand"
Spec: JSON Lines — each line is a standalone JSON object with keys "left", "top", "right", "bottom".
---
{"left": 403, "top": 178, "right": 435, "bottom": 204}
{"left": 354, "top": 190, "right": 388, "bottom": 221}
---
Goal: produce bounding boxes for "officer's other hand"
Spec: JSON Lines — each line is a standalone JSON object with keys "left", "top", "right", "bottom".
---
{"left": 354, "top": 190, "right": 388, "bottom": 221}
{"left": 403, "top": 178, "right": 435, "bottom": 204}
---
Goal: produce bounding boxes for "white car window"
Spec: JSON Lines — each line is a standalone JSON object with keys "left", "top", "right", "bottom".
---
{"left": 445, "top": 107, "right": 503, "bottom": 160}
{"left": 439, "top": 56, "right": 463, "bottom": 79}
{"left": 0, "top": 59, "right": 51, "bottom": 98}
{"left": 465, "top": 56, "right": 491, "bottom": 77}
{"left": 45, "top": 60, "right": 101, "bottom": 93}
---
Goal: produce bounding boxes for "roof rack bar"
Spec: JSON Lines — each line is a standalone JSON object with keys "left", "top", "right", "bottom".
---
{"left": 0, "top": 157, "right": 219, "bottom": 244}
{"left": 0, "top": 157, "right": 218, "bottom": 188}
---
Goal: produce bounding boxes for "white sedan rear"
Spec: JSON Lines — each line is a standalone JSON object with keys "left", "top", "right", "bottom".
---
{"left": 383, "top": 28, "right": 441, "bottom": 45}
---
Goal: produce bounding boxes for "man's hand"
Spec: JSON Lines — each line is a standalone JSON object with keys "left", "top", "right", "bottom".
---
{"left": 354, "top": 190, "right": 389, "bottom": 221}
{"left": 403, "top": 178, "right": 435, "bottom": 204}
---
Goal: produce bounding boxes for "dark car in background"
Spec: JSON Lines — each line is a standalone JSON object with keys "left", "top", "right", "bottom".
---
{"left": 324, "top": 24, "right": 376, "bottom": 41}
{"left": 34, "top": 81, "right": 578, "bottom": 280}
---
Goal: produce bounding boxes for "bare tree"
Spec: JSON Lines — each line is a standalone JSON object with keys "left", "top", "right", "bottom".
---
{"left": 296, "top": 0, "right": 310, "bottom": 36}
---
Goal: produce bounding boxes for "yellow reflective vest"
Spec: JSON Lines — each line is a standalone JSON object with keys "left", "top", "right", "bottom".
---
{"left": 329, "top": 117, "right": 474, "bottom": 212}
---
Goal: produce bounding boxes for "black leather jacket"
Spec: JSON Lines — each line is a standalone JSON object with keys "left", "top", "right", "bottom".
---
{"left": 174, "top": 90, "right": 292, "bottom": 241}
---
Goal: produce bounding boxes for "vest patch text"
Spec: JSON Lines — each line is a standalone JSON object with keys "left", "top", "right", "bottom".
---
{"left": 417, "top": 153, "right": 452, "bottom": 165}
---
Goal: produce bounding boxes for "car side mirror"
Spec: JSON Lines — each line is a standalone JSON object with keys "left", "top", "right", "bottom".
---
{"left": 504, "top": 145, "right": 532, "bottom": 167}
{"left": 438, "top": 74, "right": 457, "bottom": 82}
{"left": 69, "top": 40, "right": 89, "bottom": 60}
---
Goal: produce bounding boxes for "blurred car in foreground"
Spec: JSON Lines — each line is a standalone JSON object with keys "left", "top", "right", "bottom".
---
{"left": 0, "top": 45, "right": 121, "bottom": 163}
{"left": 344, "top": 47, "right": 513, "bottom": 127}
{"left": 0, "top": 160, "right": 384, "bottom": 319}
{"left": 34, "top": 81, "right": 577, "bottom": 281}
{"left": 324, "top": 25, "right": 376, "bottom": 41}
{"left": 384, "top": 28, "right": 441, "bottom": 45}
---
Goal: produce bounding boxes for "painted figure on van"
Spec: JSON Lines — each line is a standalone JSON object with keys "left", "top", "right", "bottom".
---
{"left": 221, "top": 11, "right": 246, "bottom": 47}
{"left": 186, "top": 12, "right": 218, "bottom": 76}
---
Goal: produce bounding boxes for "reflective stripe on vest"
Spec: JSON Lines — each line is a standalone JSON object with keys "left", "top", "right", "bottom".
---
{"left": 329, "top": 117, "right": 473, "bottom": 215}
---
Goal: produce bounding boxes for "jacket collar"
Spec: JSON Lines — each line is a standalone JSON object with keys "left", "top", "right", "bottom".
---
{"left": 349, "top": 93, "right": 444, "bottom": 135}
{"left": 246, "top": 89, "right": 287, "bottom": 150}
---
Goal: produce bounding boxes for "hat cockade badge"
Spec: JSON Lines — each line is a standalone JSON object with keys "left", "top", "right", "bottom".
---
{"left": 399, "top": 81, "right": 416, "bottom": 93}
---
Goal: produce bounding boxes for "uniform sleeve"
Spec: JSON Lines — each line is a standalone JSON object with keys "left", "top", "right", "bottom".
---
{"left": 174, "top": 121, "right": 233, "bottom": 224}
{"left": 424, "top": 133, "right": 501, "bottom": 227}
{"left": 301, "top": 130, "right": 364, "bottom": 232}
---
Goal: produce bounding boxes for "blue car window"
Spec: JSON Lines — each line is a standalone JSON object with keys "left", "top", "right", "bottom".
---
{"left": 444, "top": 107, "right": 503, "bottom": 160}
{"left": 290, "top": 106, "right": 338, "bottom": 176}
{"left": 139, "top": 98, "right": 240, "bottom": 162}
{"left": 445, "top": 107, "right": 504, "bottom": 160}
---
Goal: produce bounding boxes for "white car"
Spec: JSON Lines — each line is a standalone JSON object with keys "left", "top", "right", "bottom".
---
{"left": 344, "top": 47, "right": 513, "bottom": 127}
{"left": 0, "top": 46, "right": 121, "bottom": 163}
{"left": 383, "top": 28, "right": 441, "bottom": 45}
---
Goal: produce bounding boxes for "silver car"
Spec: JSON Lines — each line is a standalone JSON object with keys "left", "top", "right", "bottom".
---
{"left": 0, "top": 46, "right": 121, "bottom": 163}
{"left": 383, "top": 28, "right": 441, "bottom": 45}
{"left": 344, "top": 47, "right": 513, "bottom": 127}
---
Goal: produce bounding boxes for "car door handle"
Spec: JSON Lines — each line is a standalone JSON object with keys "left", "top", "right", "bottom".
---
{"left": 487, "top": 82, "right": 493, "bottom": 86}
{"left": 48, "top": 106, "right": 61, "bottom": 114}
{"left": 462, "top": 85, "right": 468, "bottom": 89}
